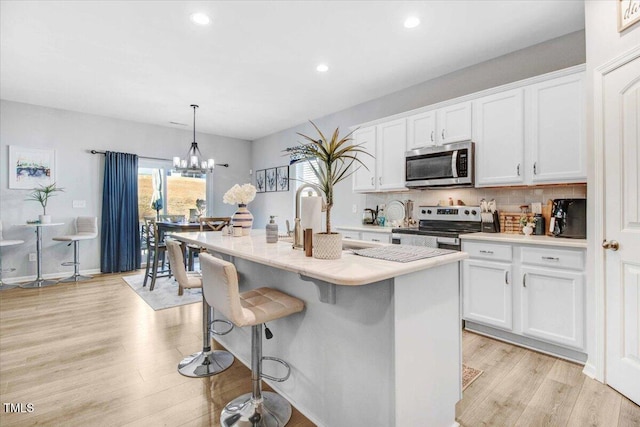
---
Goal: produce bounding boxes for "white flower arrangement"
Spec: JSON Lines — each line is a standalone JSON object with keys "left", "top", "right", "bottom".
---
{"left": 223, "top": 183, "right": 257, "bottom": 205}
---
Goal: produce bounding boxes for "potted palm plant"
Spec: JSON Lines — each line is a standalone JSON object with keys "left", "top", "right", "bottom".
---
{"left": 26, "top": 182, "right": 64, "bottom": 223}
{"left": 286, "top": 121, "right": 370, "bottom": 259}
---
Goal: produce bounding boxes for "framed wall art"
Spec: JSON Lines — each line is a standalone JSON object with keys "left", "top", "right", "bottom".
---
{"left": 265, "top": 168, "right": 277, "bottom": 192}
{"left": 8, "top": 146, "right": 56, "bottom": 189}
{"left": 618, "top": 0, "right": 640, "bottom": 32}
{"left": 276, "top": 165, "right": 289, "bottom": 191}
{"left": 255, "top": 169, "right": 266, "bottom": 193}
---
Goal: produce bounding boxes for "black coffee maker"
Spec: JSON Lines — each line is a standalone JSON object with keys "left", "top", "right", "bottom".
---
{"left": 550, "top": 199, "right": 586, "bottom": 238}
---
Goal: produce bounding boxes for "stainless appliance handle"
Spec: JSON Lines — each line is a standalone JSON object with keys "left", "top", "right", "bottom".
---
{"left": 436, "top": 236, "right": 459, "bottom": 246}
{"left": 451, "top": 150, "right": 458, "bottom": 178}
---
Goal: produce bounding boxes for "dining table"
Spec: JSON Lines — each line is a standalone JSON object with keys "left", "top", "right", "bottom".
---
{"left": 19, "top": 222, "right": 64, "bottom": 288}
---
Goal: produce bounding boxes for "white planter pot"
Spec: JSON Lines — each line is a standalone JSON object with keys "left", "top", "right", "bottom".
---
{"left": 522, "top": 225, "right": 534, "bottom": 236}
{"left": 313, "top": 232, "right": 342, "bottom": 260}
{"left": 39, "top": 214, "right": 51, "bottom": 224}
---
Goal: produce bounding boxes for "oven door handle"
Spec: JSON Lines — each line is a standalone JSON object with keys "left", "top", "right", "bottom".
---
{"left": 436, "top": 236, "right": 459, "bottom": 246}
{"left": 451, "top": 150, "right": 458, "bottom": 178}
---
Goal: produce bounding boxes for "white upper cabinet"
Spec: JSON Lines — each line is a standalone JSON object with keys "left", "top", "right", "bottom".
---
{"left": 376, "top": 118, "right": 407, "bottom": 191}
{"left": 437, "top": 102, "right": 473, "bottom": 144}
{"left": 528, "top": 73, "right": 586, "bottom": 183}
{"left": 474, "top": 89, "right": 525, "bottom": 186}
{"left": 352, "top": 120, "right": 407, "bottom": 193}
{"left": 407, "top": 111, "right": 436, "bottom": 150}
{"left": 352, "top": 126, "right": 376, "bottom": 191}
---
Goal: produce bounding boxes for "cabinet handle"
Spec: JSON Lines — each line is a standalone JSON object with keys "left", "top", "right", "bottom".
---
{"left": 430, "top": 131, "right": 434, "bottom": 142}
{"left": 479, "top": 250, "right": 494, "bottom": 254}
{"left": 505, "top": 270, "right": 509, "bottom": 285}
{"left": 522, "top": 273, "right": 527, "bottom": 287}
{"left": 372, "top": 239, "right": 380, "bottom": 242}
{"left": 344, "top": 236, "right": 352, "bottom": 239}
{"left": 379, "top": 177, "right": 382, "bottom": 185}
{"left": 370, "top": 177, "right": 374, "bottom": 186}
{"left": 442, "top": 129, "right": 445, "bottom": 140}
{"left": 533, "top": 162, "right": 537, "bottom": 175}
{"left": 541, "top": 256, "right": 559, "bottom": 261}
{"left": 517, "top": 164, "right": 520, "bottom": 176}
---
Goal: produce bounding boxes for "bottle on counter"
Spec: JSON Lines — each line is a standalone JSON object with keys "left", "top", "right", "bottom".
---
{"left": 534, "top": 214, "right": 545, "bottom": 235}
{"left": 377, "top": 206, "right": 386, "bottom": 227}
{"left": 266, "top": 215, "right": 278, "bottom": 243}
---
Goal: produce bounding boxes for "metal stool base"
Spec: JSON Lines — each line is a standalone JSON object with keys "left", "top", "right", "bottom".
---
{"left": 0, "top": 283, "right": 18, "bottom": 291}
{"left": 221, "top": 391, "right": 292, "bottom": 427}
{"left": 178, "top": 350, "right": 234, "bottom": 378}
{"left": 58, "top": 274, "right": 93, "bottom": 283}
{"left": 20, "top": 279, "right": 58, "bottom": 288}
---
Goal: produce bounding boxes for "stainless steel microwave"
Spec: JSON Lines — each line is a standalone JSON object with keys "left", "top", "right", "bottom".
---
{"left": 405, "top": 141, "right": 475, "bottom": 188}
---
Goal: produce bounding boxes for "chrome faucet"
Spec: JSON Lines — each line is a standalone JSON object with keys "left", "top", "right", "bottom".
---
{"left": 293, "top": 183, "right": 325, "bottom": 249}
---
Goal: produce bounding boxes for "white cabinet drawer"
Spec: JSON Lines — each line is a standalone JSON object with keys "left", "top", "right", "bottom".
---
{"left": 520, "top": 247, "right": 584, "bottom": 270}
{"left": 462, "top": 241, "right": 512, "bottom": 262}
{"left": 361, "top": 232, "right": 390, "bottom": 243}
{"left": 340, "top": 231, "right": 361, "bottom": 240}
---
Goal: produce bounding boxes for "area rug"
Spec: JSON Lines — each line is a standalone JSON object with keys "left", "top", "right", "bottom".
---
{"left": 462, "top": 364, "right": 483, "bottom": 390}
{"left": 122, "top": 274, "right": 202, "bottom": 311}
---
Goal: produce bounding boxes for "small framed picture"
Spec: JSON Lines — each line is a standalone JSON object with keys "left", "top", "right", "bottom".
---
{"left": 276, "top": 165, "right": 289, "bottom": 192}
{"left": 8, "top": 146, "right": 56, "bottom": 189}
{"left": 618, "top": 0, "right": 640, "bottom": 32}
{"left": 255, "top": 169, "right": 266, "bottom": 193}
{"left": 265, "top": 168, "right": 276, "bottom": 192}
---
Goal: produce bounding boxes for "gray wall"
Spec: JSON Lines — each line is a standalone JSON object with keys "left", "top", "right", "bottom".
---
{"left": 0, "top": 100, "right": 251, "bottom": 281}
{"left": 250, "top": 30, "right": 586, "bottom": 231}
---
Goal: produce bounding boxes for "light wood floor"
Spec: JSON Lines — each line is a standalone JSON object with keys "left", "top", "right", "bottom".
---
{"left": 0, "top": 272, "right": 638, "bottom": 426}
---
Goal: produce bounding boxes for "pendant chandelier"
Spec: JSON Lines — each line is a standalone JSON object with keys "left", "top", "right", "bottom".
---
{"left": 173, "top": 104, "right": 215, "bottom": 175}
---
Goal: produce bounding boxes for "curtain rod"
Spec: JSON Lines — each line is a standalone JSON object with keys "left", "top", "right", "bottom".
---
{"left": 89, "top": 150, "right": 229, "bottom": 167}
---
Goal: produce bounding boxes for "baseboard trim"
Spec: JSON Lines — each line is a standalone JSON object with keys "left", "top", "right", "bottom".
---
{"left": 2, "top": 268, "right": 102, "bottom": 285}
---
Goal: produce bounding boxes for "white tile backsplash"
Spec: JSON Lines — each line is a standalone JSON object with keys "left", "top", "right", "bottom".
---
{"left": 365, "top": 184, "right": 586, "bottom": 218}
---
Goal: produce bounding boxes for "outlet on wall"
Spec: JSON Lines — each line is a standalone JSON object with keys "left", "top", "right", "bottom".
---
{"left": 28, "top": 253, "right": 37, "bottom": 262}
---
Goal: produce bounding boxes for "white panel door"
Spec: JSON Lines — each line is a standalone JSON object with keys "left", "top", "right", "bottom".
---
{"left": 376, "top": 118, "right": 407, "bottom": 191}
{"left": 462, "top": 259, "right": 513, "bottom": 330}
{"left": 529, "top": 73, "right": 586, "bottom": 183}
{"left": 407, "top": 111, "right": 436, "bottom": 150}
{"left": 437, "top": 102, "right": 472, "bottom": 144}
{"left": 352, "top": 126, "right": 376, "bottom": 192}
{"left": 520, "top": 266, "right": 584, "bottom": 350}
{"left": 603, "top": 53, "right": 640, "bottom": 405}
{"left": 474, "top": 89, "right": 525, "bottom": 186}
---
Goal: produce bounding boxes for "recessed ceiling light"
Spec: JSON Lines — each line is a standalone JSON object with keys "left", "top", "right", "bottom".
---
{"left": 190, "top": 13, "right": 210, "bottom": 25}
{"left": 316, "top": 64, "right": 329, "bottom": 73}
{"left": 404, "top": 16, "right": 420, "bottom": 29}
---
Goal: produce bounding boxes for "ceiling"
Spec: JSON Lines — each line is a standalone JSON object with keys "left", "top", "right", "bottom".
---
{"left": 0, "top": 1, "right": 585, "bottom": 141}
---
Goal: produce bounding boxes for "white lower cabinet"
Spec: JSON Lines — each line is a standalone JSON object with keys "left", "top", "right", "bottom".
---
{"left": 520, "top": 266, "right": 584, "bottom": 350}
{"left": 462, "top": 240, "right": 586, "bottom": 357}
{"left": 463, "top": 259, "right": 512, "bottom": 330}
{"left": 340, "top": 230, "right": 361, "bottom": 240}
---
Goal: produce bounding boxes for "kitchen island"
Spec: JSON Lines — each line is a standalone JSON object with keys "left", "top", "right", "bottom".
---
{"left": 172, "top": 231, "right": 467, "bottom": 427}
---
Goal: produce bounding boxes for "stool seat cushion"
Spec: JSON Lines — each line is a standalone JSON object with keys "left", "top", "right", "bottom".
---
{"left": 238, "top": 287, "right": 304, "bottom": 327}
{"left": 0, "top": 239, "right": 24, "bottom": 247}
{"left": 52, "top": 233, "right": 96, "bottom": 241}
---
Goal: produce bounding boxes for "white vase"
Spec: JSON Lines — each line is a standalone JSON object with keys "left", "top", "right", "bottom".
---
{"left": 39, "top": 214, "right": 51, "bottom": 224}
{"left": 232, "top": 204, "right": 253, "bottom": 236}
{"left": 313, "top": 232, "right": 342, "bottom": 260}
{"left": 523, "top": 225, "right": 534, "bottom": 236}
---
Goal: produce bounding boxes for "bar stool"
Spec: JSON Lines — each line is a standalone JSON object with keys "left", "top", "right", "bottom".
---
{"left": 52, "top": 216, "right": 98, "bottom": 282}
{"left": 0, "top": 222, "right": 24, "bottom": 290}
{"left": 166, "top": 239, "right": 235, "bottom": 377}
{"left": 200, "top": 253, "right": 305, "bottom": 427}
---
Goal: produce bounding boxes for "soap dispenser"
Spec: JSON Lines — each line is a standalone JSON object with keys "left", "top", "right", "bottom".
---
{"left": 266, "top": 216, "right": 278, "bottom": 243}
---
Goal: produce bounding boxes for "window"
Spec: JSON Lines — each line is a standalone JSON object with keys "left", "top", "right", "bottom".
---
{"left": 295, "top": 159, "right": 320, "bottom": 190}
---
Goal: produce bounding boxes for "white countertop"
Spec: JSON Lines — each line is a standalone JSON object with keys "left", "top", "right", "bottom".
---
{"left": 461, "top": 232, "right": 587, "bottom": 248}
{"left": 336, "top": 225, "right": 394, "bottom": 234}
{"left": 171, "top": 231, "right": 467, "bottom": 286}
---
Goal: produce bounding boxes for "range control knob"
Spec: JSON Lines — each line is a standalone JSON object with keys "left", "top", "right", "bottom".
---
{"left": 471, "top": 210, "right": 477, "bottom": 216}
{"left": 421, "top": 209, "right": 427, "bottom": 214}
{"left": 464, "top": 210, "right": 470, "bottom": 215}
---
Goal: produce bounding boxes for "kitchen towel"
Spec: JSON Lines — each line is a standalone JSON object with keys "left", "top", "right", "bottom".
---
{"left": 301, "top": 196, "right": 323, "bottom": 234}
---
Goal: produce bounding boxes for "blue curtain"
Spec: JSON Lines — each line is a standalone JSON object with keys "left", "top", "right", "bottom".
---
{"left": 101, "top": 151, "right": 141, "bottom": 273}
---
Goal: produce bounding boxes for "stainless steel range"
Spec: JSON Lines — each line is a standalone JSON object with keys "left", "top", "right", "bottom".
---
{"left": 391, "top": 206, "right": 481, "bottom": 250}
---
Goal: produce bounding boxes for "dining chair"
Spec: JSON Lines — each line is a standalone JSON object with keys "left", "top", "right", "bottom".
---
{"left": 187, "top": 217, "right": 231, "bottom": 270}
{"left": 0, "top": 221, "right": 24, "bottom": 290}
{"left": 143, "top": 218, "right": 171, "bottom": 290}
{"left": 159, "top": 214, "right": 186, "bottom": 223}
